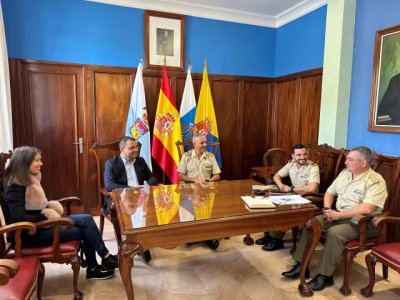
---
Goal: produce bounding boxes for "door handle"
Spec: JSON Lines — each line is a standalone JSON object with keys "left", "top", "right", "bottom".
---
{"left": 73, "top": 137, "right": 84, "bottom": 154}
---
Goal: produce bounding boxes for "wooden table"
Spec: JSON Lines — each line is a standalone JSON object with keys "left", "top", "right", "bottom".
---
{"left": 111, "top": 179, "right": 319, "bottom": 299}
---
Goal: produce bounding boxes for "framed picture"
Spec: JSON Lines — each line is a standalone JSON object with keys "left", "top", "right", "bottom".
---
{"left": 144, "top": 10, "right": 185, "bottom": 71}
{"left": 369, "top": 24, "right": 400, "bottom": 133}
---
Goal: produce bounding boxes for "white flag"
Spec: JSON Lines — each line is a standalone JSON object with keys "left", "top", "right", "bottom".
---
{"left": 125, "top": 61, "right": 152, "bottom": 170}
{"left": 180, "top": 66, "right": 196, "bottom": 152}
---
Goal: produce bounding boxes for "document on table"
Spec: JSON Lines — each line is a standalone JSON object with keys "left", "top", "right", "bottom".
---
{"left": 269, "top": 195, "right": 311, "bottom": 205}
{"left": 241, "top": 196, "right": 275, "bottom": 209}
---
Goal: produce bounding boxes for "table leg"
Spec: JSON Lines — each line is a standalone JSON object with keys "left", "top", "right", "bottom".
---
{"left": 298, "top": 217, "right": 322, "bottom": 297}
{"left": 119, "top": 241, "right": 141, "bottom": 300}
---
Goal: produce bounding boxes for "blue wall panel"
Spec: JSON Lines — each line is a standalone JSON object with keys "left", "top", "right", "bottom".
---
{"left": 1, "top": 0, "right": 276, "bottom": 76}
{"left": 347, "top": 0, "right": 400, "bottom": 156}
{"left": 275, "top": 6, "right": 326, "bottom": 77}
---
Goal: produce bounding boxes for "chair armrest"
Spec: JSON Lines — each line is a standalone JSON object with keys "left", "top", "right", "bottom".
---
{"left": 0, "top": 259, "right": 19, "bottom": 277}
{"left": 54, "top": 196, "right": 82, "bottom": 216}
{"left": 100, "top": 188, "right": 111, "bottom": 197}
{"left": 35, "top": 217, "right": 75, "bottom": 260}
{"left": 350, "top": 214, "right": 376, "bottom": 251}
{"left": 301, "top": 193, "right": 324, "bottom": 202}
{"left": 371, "top": 214, "right": 400, "bottom": 244}
{"left": 0, "top": 222, "right": 37, "bottom": 257}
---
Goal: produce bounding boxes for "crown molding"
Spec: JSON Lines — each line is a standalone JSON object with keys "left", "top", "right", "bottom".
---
{"left": 87, "top": 0, "right": 327, "bottom": 28}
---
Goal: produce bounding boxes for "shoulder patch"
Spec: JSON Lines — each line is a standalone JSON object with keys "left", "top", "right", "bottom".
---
{"left": 369, "top": 171, "right": 383, "bottom": 183}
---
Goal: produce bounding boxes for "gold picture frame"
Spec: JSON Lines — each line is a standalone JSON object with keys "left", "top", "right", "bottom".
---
{"left": 368, "top": 24, "right": 400, "bottom": 133}
{"left": 144, "top": 10, "right": 185, "bottom": 71}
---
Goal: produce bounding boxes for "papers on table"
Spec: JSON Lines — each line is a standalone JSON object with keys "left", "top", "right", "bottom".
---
{"left": 252, "top": 184, "right": 278, "bottom": 192}
{"left": 269, "top": 195, "right": 311, "bottom": 205}
{"left": 241, "top": 196, "right": 275, "bottom": 209}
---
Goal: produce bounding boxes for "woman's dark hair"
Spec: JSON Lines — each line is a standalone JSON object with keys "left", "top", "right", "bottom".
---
{"left": 4, "top": 146, "right": 41, "bottom": 187}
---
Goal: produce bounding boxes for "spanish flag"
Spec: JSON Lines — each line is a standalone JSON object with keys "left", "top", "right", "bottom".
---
{"left": 194, "top": 63, "right": 222, "bottom": 167}
{"left": 152, "top": 67, "right": 183, "bottom": 183}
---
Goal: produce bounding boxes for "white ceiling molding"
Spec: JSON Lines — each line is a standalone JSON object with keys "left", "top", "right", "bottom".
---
{"left": 87, "top": 0, "right": 327, "bottom": 28}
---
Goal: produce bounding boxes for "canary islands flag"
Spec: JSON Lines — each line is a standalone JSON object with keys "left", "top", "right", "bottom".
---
{"left": 180, "top": 66, "right": 197, "bottom": 152}
{"left": 194, "top": 64, "right": 222, "bottom": 167}
{"left": 125, "top": 61, "right": 152, "bottom": 170}
{"left": 152, "top": 67, "right": 183, "bottom": 183}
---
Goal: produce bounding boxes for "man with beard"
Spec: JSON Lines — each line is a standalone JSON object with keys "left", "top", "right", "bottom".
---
{"left": 256, "top": 144, "right": 320, "bottom": 251}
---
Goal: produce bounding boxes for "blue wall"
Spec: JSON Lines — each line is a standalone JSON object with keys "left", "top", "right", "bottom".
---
{"left": 275, "top": 6, "right": 326, "bottom": 77}
{"left": 347, "top": 0, "right": 400, "bottom": 156}
{"left": 1, "top": 0, "right": 325, "bottom": 78}
{"left": 1, "top": 0, "right": 276, "bottom": 77}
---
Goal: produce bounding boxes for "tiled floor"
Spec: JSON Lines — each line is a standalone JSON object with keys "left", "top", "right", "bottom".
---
{"left": 39, "top": 217, "right": 400, "bottom": 299}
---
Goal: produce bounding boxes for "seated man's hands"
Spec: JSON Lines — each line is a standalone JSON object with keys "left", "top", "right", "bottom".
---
{"left": 323, "top": 209, "right": 341, "bottom": 222}
{"left": 278, "top": 184, "right": 292, "bottom": 192}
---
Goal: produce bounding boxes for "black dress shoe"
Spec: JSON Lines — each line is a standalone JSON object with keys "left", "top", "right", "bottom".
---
{"left": 281, "top": 262, "right": 310, "bottom": 279}
{"left": 255, "top": 233, "right": 271, "bottom": 245}
{"left": 137, "top": 250, "right": 151, "bottom": 264}
{"left": 307, "top": 274, "right": 334, "bottom": 291}
{"left": 262, "top": 239, "right": 284, "bottom": 251}
{"left": 205, "top": 239, "right": 219, "bottom": 250}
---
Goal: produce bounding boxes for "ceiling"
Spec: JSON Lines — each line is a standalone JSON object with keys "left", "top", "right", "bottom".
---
{"left": 88, "top": 0, "right": 326, "bottom": 27}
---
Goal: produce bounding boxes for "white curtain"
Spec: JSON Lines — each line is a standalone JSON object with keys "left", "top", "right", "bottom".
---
{"left": 0, "top": 2, "right": 12, "bottom": 152}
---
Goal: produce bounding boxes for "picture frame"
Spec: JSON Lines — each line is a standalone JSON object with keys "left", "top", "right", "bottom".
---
{"left": 368, "top": 24, "right": 400, "bottom": 133}
{"left": 144, "top": 10, "right": 185, "bottom": 71}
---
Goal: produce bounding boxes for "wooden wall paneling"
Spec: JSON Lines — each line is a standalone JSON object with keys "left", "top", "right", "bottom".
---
{"left": 10, "top": 58, "right": 316, "bottom": 214}
{"left": 20, "top": 61, "right": 85, "bottom": 208}
{"left": 241, "top": 81, "right": 272, "bottom": 178}
{"left": 9, "top": 60, "right": 27, "bottom": 148}
{"left": 271, "top": 79, "right": 299, "bottom": 152}
{"left": 298, "top": 75, "right": 322, "bottom": 146}
{"left": 211, "top": 79, "right": 241, "bottom": 179}
{"left": 85, "top": 65, "right": 135, "bottom": 213}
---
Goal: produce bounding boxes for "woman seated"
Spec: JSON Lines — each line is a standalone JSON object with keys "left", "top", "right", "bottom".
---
{"left": 3, "top": 146, "right": 119, "bottom": 280}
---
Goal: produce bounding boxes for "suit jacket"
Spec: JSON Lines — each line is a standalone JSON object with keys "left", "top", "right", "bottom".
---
{"left": 104, "top": 155, "right": 157, "bottom": 192}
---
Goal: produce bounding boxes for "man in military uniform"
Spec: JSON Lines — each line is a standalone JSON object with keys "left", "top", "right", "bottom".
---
{"left": 178, "top": 133, "right": 221, "bottom": 184}
{"left": 178, "top": 133, "right": 221, "bottom": 249}
{"left": 282, "top": 146, "right": 387, "bottom": 292}
{"left": 257, "top": 144, "right": 320, "bottom": 251}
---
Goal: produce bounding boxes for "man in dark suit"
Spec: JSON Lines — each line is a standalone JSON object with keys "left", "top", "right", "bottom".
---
{"left": 103, "top": 136, "right": 157, "bottom": 263}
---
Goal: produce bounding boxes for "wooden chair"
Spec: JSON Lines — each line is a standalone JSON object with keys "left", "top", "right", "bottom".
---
{"left": 91, "top": 140, "right": 121, "bottom": 243}
{"left": 361, "top": 215, "right": 400, "bottom": 297}
{"left": 0, "top": 221, "right": 44, "bottom": 300}
{"left": 301, "top": 150, "right": 400, "bottom": 295}
{"left": 263, "top": 148, "right": 288, "bottom": 168}
{"left": 339, "top": 152, "right": 400, "bottom": 295}
{"left": 175, "top": 140, "right": 220, "bottom": 161}
{"left": 0, "top": 151, "right": 83, "bottom": 300}
{"left": 304, "top": 144, "right": 346, "bottom": 197}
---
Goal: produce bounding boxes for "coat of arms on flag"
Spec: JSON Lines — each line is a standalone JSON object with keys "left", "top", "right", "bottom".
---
{"left": 154, "top": 110, "right": 179, "bottom": 138}
{"left": 129, "top": 108, "right": 149, "bottom": 139}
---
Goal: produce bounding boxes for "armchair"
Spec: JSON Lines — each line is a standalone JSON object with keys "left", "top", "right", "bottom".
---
{"left": 1, "top": 151, "right": 83, "bottom": 299}
{"left": 361, "top": 215, "right": 400, "bottom": 297}
{"left": 0, "top": 221, "right": 44, "bottom": 300}
{"left": 91, "top": 140, "right": 121, "bottom": 243}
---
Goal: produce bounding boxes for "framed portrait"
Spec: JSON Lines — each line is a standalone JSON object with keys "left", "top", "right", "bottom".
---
{"left": 368, "top": 24, "right": 400, "bottom": 133}
{"left": 144, "top": 11, "right": 185, "bottom": 71}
